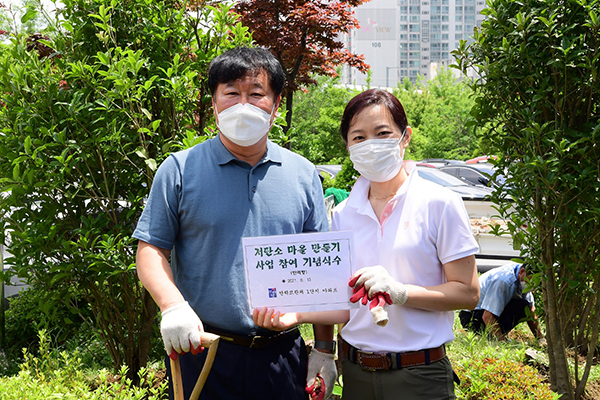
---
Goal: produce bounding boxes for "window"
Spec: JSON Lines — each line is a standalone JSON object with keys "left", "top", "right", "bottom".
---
{"left": 409, "top": 42, "right": 421, "bottom": 50}
{"left": 442, "top": 24, "right": 449, "bottom": 31}
{"left": 410, "top": 15, "right": 420, "bottom": 23}
{"left": 410, "top": 34, "right": 421, "bottom": 41}
{"left": 455, "top": 6, "right": 463, "bottom": 13}
{"left": 410, "top": 6, "right": 421, "bottom": 14}
{"left": 409, "top": 51, "right": 420, "bottom": 59}
{"left": 410, "top": 25, "right": 421, "bottom": 32}
{"left": 409, "top": 61, "right": 421, "bottom": 68}
{"left": 455, "top": 33, "right": 463, "bottom": 40}
{"left": 456, "top": 15, "right": 463, "bottom": 22}
{"left": 456, "top": 25, "right": 463, "bottom": 31}
{"left": 400, "top": 24, "right": 408, "bottom": 31}
{"left": 442, "top": 34, "right": 449, "bottom": 40}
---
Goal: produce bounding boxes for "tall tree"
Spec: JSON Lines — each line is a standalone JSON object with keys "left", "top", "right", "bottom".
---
{"left": 234, "top": 0, "right": 370, "bottom": 140}
{"left": 290, "top": 72, "right": 359, "bottom": 164}
{"left": 0, "top": 0, "right": 251, "bottom": 382}
{"left": 454, "top": 0, "right": 600, "bottom": 398}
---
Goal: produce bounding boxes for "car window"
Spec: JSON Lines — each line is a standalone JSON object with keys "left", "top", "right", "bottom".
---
{"left": 417, "top": 168, "right": 471, "bottom": 187}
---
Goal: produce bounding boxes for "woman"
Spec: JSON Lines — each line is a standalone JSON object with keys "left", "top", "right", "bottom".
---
{"left": 254, "top": 88, "right": 480, "bottom": 400}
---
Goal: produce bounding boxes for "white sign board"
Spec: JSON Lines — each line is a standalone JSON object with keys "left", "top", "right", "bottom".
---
{"left": 243, "top": 231, "right": 355, "bottom": 313}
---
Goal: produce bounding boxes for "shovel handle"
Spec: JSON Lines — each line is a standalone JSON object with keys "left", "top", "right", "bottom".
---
{"left": 170, "top": 332, "right": 221, "bottom": 400}
{"left": 190, "top": 332, "right": 220, "bottom": 400}
{"left": 170, "top": 357, "right": 184, "bottom": 400}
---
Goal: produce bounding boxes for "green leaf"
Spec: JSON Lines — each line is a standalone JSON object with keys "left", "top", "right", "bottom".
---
{"left": 24, "top": 136, "right": 32, "bottom": 154}
{"left": 145, "top": 158, "right": 157, "bottom": 171}
{"left": 21, "top": 9, "right": 37, "bottom": 24}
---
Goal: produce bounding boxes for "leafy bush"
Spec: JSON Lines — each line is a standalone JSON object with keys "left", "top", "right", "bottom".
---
{"left": 4, "top": 285, "right": 92, "bottom": 361}
{"left": 331, "top": 157, "right": 358, "bottom": 192}
{"left": 0, "top": 0, "right": 251, "bottom": 382}
{"left": 455, "top": 356, "right": 560, "bottom": 400}
{"left": 0, "top": 330, "right": 167, "bottom": 399}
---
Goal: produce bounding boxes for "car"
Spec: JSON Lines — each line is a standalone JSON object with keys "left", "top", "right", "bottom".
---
{"left": 439, "top": 164, "right": 507, "bottom": 188}
{"left": 465, "top": 155, "right": 497, "bottom": 164}
{"left": 415, "top": 164, "right": 494, "bottom": 201}
{"left": 418, "top": 158, "right": 465, "bottom": 167}
{"left": 316, "top": 164, "right": 342, "bottom": 180}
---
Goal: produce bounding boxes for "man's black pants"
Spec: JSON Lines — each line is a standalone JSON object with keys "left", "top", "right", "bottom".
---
{"left": 459, "top": 298, "right": 531, "bottom": 335}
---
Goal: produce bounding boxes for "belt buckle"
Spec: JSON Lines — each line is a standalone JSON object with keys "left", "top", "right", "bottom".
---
{"left": 250, "top": 335, "right": 265, "bottom": 349}
{"left": 357, "top": 351, "right": 392, "bottom": 371}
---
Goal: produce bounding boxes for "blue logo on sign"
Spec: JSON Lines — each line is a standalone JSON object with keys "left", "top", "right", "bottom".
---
{"left": 268, "top": 288, "right": 277, "bottom": 298}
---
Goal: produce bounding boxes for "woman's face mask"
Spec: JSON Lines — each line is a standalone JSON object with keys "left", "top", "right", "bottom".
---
{"left": 349, "top": 133, "right": 406, "bottom": 183}
{"left": 216, "top": 103, "right": 274, "bottom": 147}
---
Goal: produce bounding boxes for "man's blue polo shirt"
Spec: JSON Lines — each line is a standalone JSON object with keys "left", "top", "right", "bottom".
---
{"left": 475, "top": 262, "right": 534, "bottom": 317}
{"left": 133, "top": 136, "right": 329, "bottom": 334}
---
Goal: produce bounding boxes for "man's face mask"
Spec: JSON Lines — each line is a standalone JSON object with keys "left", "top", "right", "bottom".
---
{"left": 216, "top": 103, "right": 275, "bottom": 147}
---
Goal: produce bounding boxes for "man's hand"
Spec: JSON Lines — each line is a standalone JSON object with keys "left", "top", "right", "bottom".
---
{"left": 253, "top": 307, "right": 299, "bottom": 331}
{"left": 306, "top": 349, "right": 337, "bottom": 400}
{"left": 160, "top": 301, "right": 204, "bottom": 359}
{"left": 350, "top": 265, "right": 408, "bottom": 305}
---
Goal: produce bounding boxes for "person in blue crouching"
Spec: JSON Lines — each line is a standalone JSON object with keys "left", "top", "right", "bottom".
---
{"left": 459, "top": 262, "right": 544, "bottom": 342}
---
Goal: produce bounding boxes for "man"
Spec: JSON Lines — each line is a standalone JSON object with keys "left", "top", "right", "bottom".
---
{"left": 459, "top": 262, "right": 544, "bottom": 341}
{"left": 133, "top": 46, "right": 336, "bottom": 400}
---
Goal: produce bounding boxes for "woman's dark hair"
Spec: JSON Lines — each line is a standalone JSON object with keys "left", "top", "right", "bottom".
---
{"left": 208, "top": 46, "right": 284, "bottom": 99}
{"left": 340, "top": 89, "right": 408, "bottom": 143}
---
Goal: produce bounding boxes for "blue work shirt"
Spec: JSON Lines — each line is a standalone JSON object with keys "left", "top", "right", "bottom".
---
{"left": 133, "top": 136, "right": 329, "bottom": 334}
{"left": 475, "top": 262, "right": 534, "bottom": 317}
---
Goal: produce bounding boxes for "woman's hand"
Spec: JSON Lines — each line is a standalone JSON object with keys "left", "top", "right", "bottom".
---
{"left": 253, "top": 307, "right": 300, "bottom": 331}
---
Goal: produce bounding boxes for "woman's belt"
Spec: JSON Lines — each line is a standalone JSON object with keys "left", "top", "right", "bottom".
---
{"left": 341, "top": 338, "right": 446, "bottom": 371}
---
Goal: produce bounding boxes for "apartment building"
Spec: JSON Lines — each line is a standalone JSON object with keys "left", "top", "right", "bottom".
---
{"left": 342, "top": 0, "right": 486, "bottom": 87}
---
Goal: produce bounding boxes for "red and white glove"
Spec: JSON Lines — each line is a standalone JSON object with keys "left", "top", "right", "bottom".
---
{"left": 160, "top": 301, "right": 204, "bottom": 360}
{"left": 306, "top": 349, "right": 337, "bottom": 400}
{"left": 349, "top": 266, "right": 408, "bottom": 327}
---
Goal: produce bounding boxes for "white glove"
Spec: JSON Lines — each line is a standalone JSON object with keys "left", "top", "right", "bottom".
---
{"left": 352, "top": 265, "right": 408, "bottom": 305}
{"left": 306, "top": 349, "right": 337, "bottom": 399}
{"left": 160, "top": 301, "right": 203, "bottom": 357}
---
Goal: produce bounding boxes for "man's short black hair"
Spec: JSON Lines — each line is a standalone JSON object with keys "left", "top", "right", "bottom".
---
{"left": 208, "top": 46, "right": 285, "bottom": 99}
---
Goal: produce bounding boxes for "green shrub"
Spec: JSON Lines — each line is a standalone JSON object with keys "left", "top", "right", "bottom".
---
{"left": 332, "top": 157, "right": 358, "bottom": 192}
{"left": 4, "top": 285, "right": 92, "bottom": 365}
{"left": 455, "top": 356, "right": 560, "bottom": 400}
{"left": 0, "top": 330, "right": 167, "bottom": 399}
